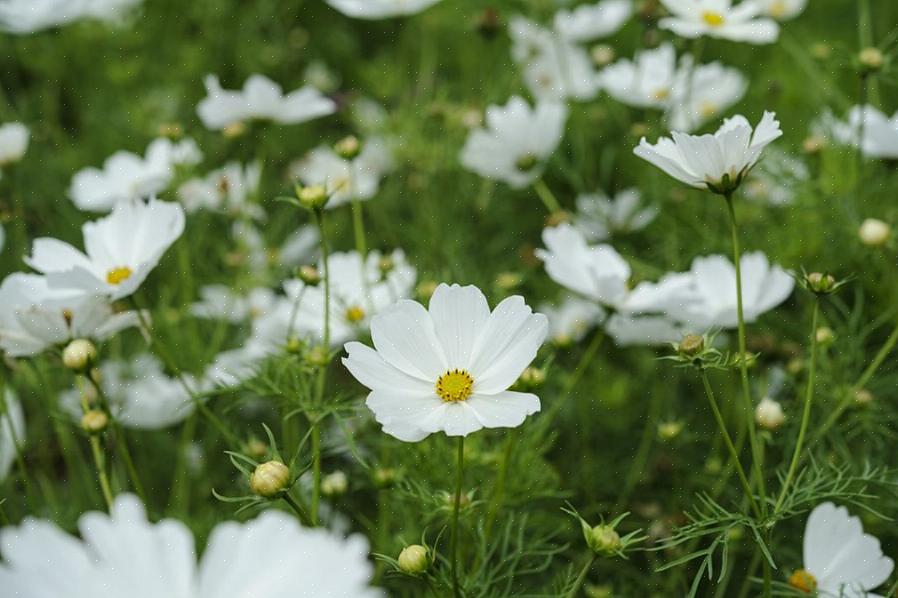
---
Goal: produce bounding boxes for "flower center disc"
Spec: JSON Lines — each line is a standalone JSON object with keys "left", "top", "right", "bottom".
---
{"left": 787, "top": 570, "right": 817, "bottom": 593}
{"left": 106, "top": 266, "right": 133, "bottom": 285}
{"left": 345, "top": 305, "right": 366, "bottom": 323}
{"left": 436, "top": 369, "right": 474, "bottom": 402}
{"left": 702, "top": 11, "right": 725, "bottom": 26}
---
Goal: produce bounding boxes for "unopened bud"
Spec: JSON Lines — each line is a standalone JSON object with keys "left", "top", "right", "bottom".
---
{"left": 515, "top": 153, "right": 539, "bottom": 172}
{"left": 81, "top": 409, "right": 108, "bottom": 434}
{"left": 755, "top": 397, "right": 785, "bottom": 430}
{"left": 63, "top": 339, "right": 97, "bottom": 371}
{"left": 815, "top": 327, "right": 835, "bottom": 346}
{"left": 658, "top": 421, "right": 683, "bottom": 441}
{"left": 398, "top": 544, "right": 429, "bottom": 574}
{"left": 495, "top": 272, "right": 522, "bottom": 292}
{"left": 222, "top": 121, "right": 247, "bottom": 139}
{"left": 802, "top": 135, "right": 826, "bottom": 155}
{"left": 587, "top": 524, "right": 622, "bottom": 556}
{"left": 250, "top": 460, "right": 291, "bottom": 498}
{"left": 806, "top": 272, "right": 835, "bottom": 294}
{"left": 859, "top": 218, "right": 890, "bottom": 247}
{"left": 518, "top": 366, "right": 546, "bottom": 388}
{"left": 305, "top": 345, "right": 329, "bottom": 368}
{"left": 855, "top": 388, "right": 874, "bottom": 405}
{"left": 678, "top": 334, "right": 704, "bottom": 357}
{"left": 321, "top": 471, "right": 348, "bottom": 497}
{"left": 591, "top": 44, "right": 615, "bottom": 66}
{"left": 416, "top": 280, "right": 439, "bottom": 301}
{"left": 373, "top": 467, "right": 398, "bottom": 488}
{"left": 298, "top": 265, "right": 321, "bottom": 286}
{"left": 334, "top": 135, "right": 361, "bottom": 160}
{"left": 858, "top": 47, "right": 884, "bottom": 72}
{"left": 246, "top": 438, "right": 268, "bottom": 459}
{"left": 297, "top": 184, "right": 329, "bottom": 210}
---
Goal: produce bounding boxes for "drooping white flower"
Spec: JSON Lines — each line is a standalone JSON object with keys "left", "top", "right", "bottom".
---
{"left": 666, "top": 60, "right": 748, "bottom": 132}
{"left": 343, "top": 283, "right": 547, "bottom": 442}
{"left": 634, "top": 111, "right": 782, "bottom": 192}
{"left": 575, "top": 188, "right": 658, "bottom": 241}
{"left": 0, "top": 389, "right": 25, "bottom": 484}
{"left": 828, "top": 105, "right": 898, "bottom": 159}
{"left": 0, "top": 0, "right": 141, "bottom": 34}
{"left": 324, "top": 0, "right": 441, "bottom": 19}
{"left": 509, "top": 17, "right": 601, "bottom": 102}
{"left": 0, "top": 122, "right": 29, "bottom": 166}
{"left": 552, "top": 0, "right": 632, "bottom": 43}
{"left": 190, "top": 285, "right": 277, "bottom": 323}
{"left": 0, "top": 493, "right": 383, "bottom": 597}
{"left": 26, "top": 198, "right": 185, "bottom": 301}
{"left": 289, "top": 138, "right": 393, "bottom": 209}
{"left": 758, "top": 0, "right": 806, "bottom": 20}
{"left": 599, "top": 43, "right": 679, "bottom": 109}
{"left": 197, "top": 74, "right": 337, "bottom": 131}
{"left": 789, "top": 502, "right": 894, "bottom": 596}
{"left": 178, "top": 161, "right": 264, "bottom": 219}
{"left": 658, "top": 0, "right": 779, "bottom": 44}
{"left": 69, "top": 137, "right": 201, "bottom": 212}
{"left": 460, "top": 96, "right": 567, "bottom": 189}
{"left": 541, "top": 296, "right": 604, "bottom": 345}
{"left": 0, "top": 273, "right": 143, "bottom": 357}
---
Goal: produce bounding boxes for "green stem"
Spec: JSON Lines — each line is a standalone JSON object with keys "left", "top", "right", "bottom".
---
{"left": 613, "top": 383, "right": 663, "bottom": 512}
{"left": 309, "top": 208, "right": 332, "bottom": 527}
{"left": 532, "top": 178, "right": 562, "bottom": 214}
{"left": 310, "top": 422, "right": 321, "bottom": 525}
{"left": 774, "top": 301, "right": 819, "bottom": 513}
{"left": 450, "top": 436, "right": 465, "bottom": 598}
{"left": 87, "top": 376, "right": 146, "bottom": 501}
{"left": 484, "top": 430, "right": 515, "bottom": 539}
{"left": 565, "top": 554, "right": 596, "bottom": 598}
{"left": 283, "top": 492, "right": 313, "bottom": 526}
{"left": 544, "top": 327, "right": 606, "bottom": 423}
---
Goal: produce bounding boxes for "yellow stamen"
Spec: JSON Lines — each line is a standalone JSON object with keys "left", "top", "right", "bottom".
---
{"left": 436, "top": 369, "right": 474, "bottom": 403}
{"left": 788, "top": 570, "right": 817, "bottom": 593}
{"left": 345, "top": 305, "right": 366, "bottom": 324}
{"left": 702, "top": 11, "right": 725, "bottom": 26}
{"left": 769, "top": 0, "right": 787, "bottom": 18}
{"left": 699, "top": 101, "right": 719, "bottom": 118}
{"left": 652, "top": 88, "right": 671, "bottom": 101}
{"left": 106, "top": 266, "right": 133, "bottom": 285}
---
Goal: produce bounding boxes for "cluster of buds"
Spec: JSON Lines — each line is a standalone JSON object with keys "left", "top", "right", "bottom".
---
{"left": 801, "top": 271, "right": 848, "bottom": 296}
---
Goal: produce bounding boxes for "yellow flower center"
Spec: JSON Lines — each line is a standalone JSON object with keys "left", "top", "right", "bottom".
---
{"left": 106, "top": 266, "right": 133, "bottom": 285}
{"left": 788, "top": 570, "right": 817, "bottom": 593}
{"left": 436, "top": 369, "right": 474, "bottom": 402}
{"left": 345, "top": 305, "right": 366, "bottom": 324}
{"left": 769, "top": 0, "right": 787, "bottom": 18}
{"left": 652, "top": 88, "right": 671, "bottom": 101}
{"left": 699, "top": 100, "right": 719, "bottom": 118}
{"left": 702, "top": 11, "right": 726, "bottom": 26}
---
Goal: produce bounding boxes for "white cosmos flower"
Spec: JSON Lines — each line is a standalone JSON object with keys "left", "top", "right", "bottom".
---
{"left": 790, "top": 502, "right": 894, "bottom": 597}
{"left": 0, "top": 122, "right": 29, "bottom": 166}
{"left": 197, "top": 74, "right": 337, "bottom": 131}
{"left": 743, "top": 149, "right": 809, "bottom": 206}
{"left": 575, "top": 188, "right": 658, "bottom": 241}
{"left": 667, "top": 60, "right": 748, "bottom": 132}
{"left": 178, "top": 161, "right": 264, "bottom": 219}
{"left": 828, "top": 105, "right": 898, "bottom": 159}
{"left": 0, "top": 493, "right": 383, "bottom": 597}
{"left": 191, "top": 285, "right": 277, "bottom": 323}
{"left": 0, "top": 0, "right": 141, "bottom": 34}
{"left": 289, "top": 138, "right": 394, "bottom": 209}
{"left": 605, "top": 314, "right": 684, "bottom": 347}
{"left": 0, "top": 273, "right": 143, "bottom": 357}
{"left": 509, "top": 17, "right": 601, "bottom": 102}
{"left": 0, "top": 389, "right": 25, "bottom": 484}
{"left": 460, "top": 95, "right": 567, "bottom": 189}
{"left": 599, "top": 43, "right": 679, "bottom": 109}
{"left": 324, "top": 0, "right": 441, "bottom": 19}
{"left": 25, "top": 198, "right": 185, "bottom": 301}
{"left": 69, "top": 137, "right": 201, "bottom": 212}
{"left": 658, "top": 0, "right": 779, "bottom": 44}
{"left": 552, "top": 0, "right": 632, "bottom": 43}
{"left": 541, "top": 296, "right": 604, "bottom": 345}
{"left": 758, "top": 0, "right": 806, "bottom": 20}
{"left": 634, "top": 111, "right": 782, "bottom": 192}
{"left": 343, "top": 283, "right": 547, "bottom": 442}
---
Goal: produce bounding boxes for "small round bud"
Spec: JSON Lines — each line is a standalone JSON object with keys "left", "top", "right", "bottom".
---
{"left": 545, "top": 210, "right": 571, "bottom": 228}
{"left": 334, "top": 135, "right": 362, "bottom": 160}
{"left": 298, "top": 265, "right": 321, "bottom": 286}
{"left": 321, "top": 471, "right": 348, "bottom": 497}
{"left": 811, "top": 43, "right": 831, "bottom": 60}
{"left": 515, "top": 153, "right": 539, "bottom": 172}
{"left": 81, "top": 409, "right": 109, "bottom": 434}
{"left": 815, "top": 327, "right": 835, "bottom": 346}
{"left": 678, "top": 334, "right": 705, "bottom": 357}
{"left": 285, "top": 337, "right": 303, "bottom": 355}
{"left": 658, "top": 421, "right": 683, "bottom": 441}
{"left": 518, "top": 367, "right": 546, "bottom": 389}
{"left": 859, "top": 218, "right": 890, "bottom": 247}
{"left": 590, "top": 44, "right": 615, "bottom": 66}
{"left": 806, "top": 272, "right": 835, "bottom": 294}
{"left": 373, "top": 467, "right": 398, "bottom": 488}
{"left": 587, "top": 524, "right": 622, "bottom": 556}
{"left": 63, "top": 339, "right": 97, "bottom": 371}
{"left": 246, "top": 438, "right": 268, "bottom": 459}
{"left": 398, "top": 544, "right": 429, "bottom": 574}
{"left": 250, "top": 460, "right": 291, "bottom": 498}
{"left": 305, "top": 345, "right": 329, "bottom": 368}
{"left": 495, "top": 272, "right": 522, "bottom": 292}
{"left": 222, "top": 121, "right": 247, "bottom": 139}
{"left": 858, "top": 47, "right": 884, "bottom": 72}
{"left": 755, "top": 397, "right": 786, "bottom": 430}
{"left": 855, "top": 388, "right": 874, "bottom": 405}
{"left": 297, "top": 185, "right": 329, "bottom": 210}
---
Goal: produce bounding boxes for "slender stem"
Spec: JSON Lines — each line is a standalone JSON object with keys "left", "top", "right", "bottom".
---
{"left": 310, "top": 423, "right": 321, "bottom": 525}
{"left": 350, "top": 198, "right": 373, "bottom": 306}
{"left": 544, "top": 326, "right": 606, "bottom": 423}
{"left": 532, "top": 178, "right": 562, "bottom": 214}
{"left": 774, "top": 301, "right": 819, "bottom": 513}
{"left": 76, "top": 376, "right": 113, "bottom": 509}
{"left": 613, "top": 383, "right": 664, "bottom": 512}
{"left": 87, "top": 376, "right": 146, "bottom": 501}
{"left": 699, "top": 370, "right": 762, "bottom": 519}
{"left": 450, "top": 436, "right": 465, "bottom": 598}
{"left": 484, "top": 430, "right": 515, "bottom": 539}
{"left": 309, "top": 208, "right": 332, "bottom": 527}
{"left": 565, "top": 555, "right": 596, "bottom": 598}
{"left": 283, "top": 492, "right": 313, "bottom": 526}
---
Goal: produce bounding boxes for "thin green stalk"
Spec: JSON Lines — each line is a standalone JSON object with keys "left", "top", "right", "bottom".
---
{"left": 532, "top": 178, "right": 562, "bottom": 214}
{"left": 565, "top": 555, "right": 596, "bottom": 598}
{"left": 88, "top": 435, "right": 114, "bottom": 510}
{"left": 87, "top": 376, "right": 146, "bottom": 501}
{"left": 699, "top": 370, "right": 762, "bottom": 520}
{"left": 613, "top": 383, "right": 664, "bottom": 512}
{"left": 310, "top": 423, "right": 321, "bottom": 525}
{"left": 544, "top": 327, "right": 606, "bottom": 423}
{"left": 283, "top": 492, "right": 313, "bottom": 526}
{"left": 309, "top": 207, "right": 332, "bottom": 526}
{"left": 774, "top": 301, "right": 820, "bottom": 513}
{"left": 484, "top": 430, "right": 516, "bottom": 540}
{"left": 450, "top": 436, "right": 465, "bottom": 598}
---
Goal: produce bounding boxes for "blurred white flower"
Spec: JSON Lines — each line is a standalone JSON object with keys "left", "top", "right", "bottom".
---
{"left": 0, "top": 122, "right": 29, "bottom": 166}
{"left": 178, "top": 161, "right": 264, "bottom": 219}
{"left": 575, "top": 188, "right": 658, "bottom": 241}
{"left": 758, "top": 0, "right": 806, "bottom": 20}
{"left": 191, "top": 285, "right": 277, "bottom": 323}
{"left": 290, "top": 138, "right": 393, "bottom": 209}
{"left": 0, "top": 273, "right": 143, "bottom": 357}
{"left": 754, "top": 396, "right": 785, "bottom": 429}
{"left": 277, "top": 225, "right": 320, "bottom": 268}
{"left": 828, "top": 105, "right": 898, "bottom": 159}
{"left": 541, "top": 296, "right": 604, "bottom": 345}
{"left": 460, "top": 96, "right": 567, "bottom": 188}
{"left": 343, "top": 283, "right": 547, "bottom": 442}
{"left": 0, "top": 493, "right": 383, "bottom": 597}
{"left": 605, "top": 314, "right": 684, "bottom": 347}
{"left": 552, "top": 0, "right": 632, "bottom": 43}
{"left": 789, "top": 502, "right": 894, "bottom": 596}
{"left": 658, "top": 0, "right": 779, "bottom": 44}
{"left": 667, "top": 60, "right": 748, "bottom": 132}
{"left": 743, "top": 149, "right": 808, "bottom": 206}
{"left": 69, "top": 137, "right": 201, "bottom": 212}
{"left": 858, "top": 218, "right": 891, "bottom": 247}
{"left": 599, "top": 43, "right": 679, "bottom": 109}
{"left": 0, "top": 389, "right": 25, "bottom": 484}
{"left": 0, "top": 0, "right": 141, "bottom": 34}
{"left": 26, "top": 197, "right": 185, "bottom": 300}
{"left": 197, "top": 74, "right": 337, "bottom": 131}
{"left": 324, "top": 0, "right": 441, "bottom": 19}
{"left": 509, "top": 17, "right": 601, "bottom": 102}
{"left": 634, "top": 112, "right": 782, "bottom": 192}
{"left": 0, "top": 224, "right": 4, "bottom": 254}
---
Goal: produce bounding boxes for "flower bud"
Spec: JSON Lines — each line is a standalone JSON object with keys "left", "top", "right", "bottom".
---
{"left": 321, "top": 471, "right": 348, "bottom": 497}
{"left": 859, "top": 218, "right": 890, "bottom": 247}
{"left": 658, "top": 421, "right": 683, "bottom": 441}
{"left": 815, "top": 327, "right": 835, "bottom": 346}
{"left": 586, "top": 524, "right": 622, "bottom": 556}
{"left": 416, "top": 280, "right": 439, "bottom": 301}
{"left": 495, "top": 272, "right": 522, "bottom": 292}
{"left": 81, "top": 409, "right": 108, "bottom": 434}
{"left": 518, "top": 366, "right": 546, "bottom": 389}
{"left": 222, "top": 121, "right": 247, "bottom": 139}
{"left": 398, "top": 544, "right": 429, "bottom": 574}
{"left": 515, "top": 153, "right": 539, "bottom": 172}
{"left": 297, "top": 185, "right": 329, "bottom": 210}
{"left": 858, "top": 47, "right": 884, "bottom": 72}
{"left": 63, "top": 339, "right": 97, "bottom": 371}
{"left": 305, "top": 345, "right": 329, "bottom": 368}
{"left": 678, "top": 334, "right": 704, "bottom": 357}
{"left": 334, "top": 135, "right": 362, "bottom": 160}
{"left": 755, "top": 397, "right": 785, "bottom": 430}
{"left": 802, "top": 135, "right": 826, "bottom": 154}
{"left": 590, "top": 44, "right": 615, "bottom": 66}
{"left": 246, "top": 438, "right": 268, "bottom": 459}
{"left": 805, "top": 272, "right": 835, "bottom": 294}
{"left": 373, "top": 467, "right": 398, "bottom": 488}
{"left": 250, "top": 460, "right": 291, "bottom": 498}
{"left": 298, "top": 265, "right": 321, "bottom": 286}
{"left": 855, "top": 388, "right": 874, "bottom": 405}
{"left": 378, "top": 255, "right": 395, "bottom": 275}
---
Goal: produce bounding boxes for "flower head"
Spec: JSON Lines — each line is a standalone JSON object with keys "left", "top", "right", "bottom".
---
{"left": 552, "top": 0, "right": 632, "bottom": 43}
{"left": 343, "top": 283, "right": 547, "bottom": 442}
{"left": 575, "top": 188, "right": 658, "bottom": 241}
{"left": 758, "top": 0, "right": 807, "bottom": 20}
{"left": 0, "top": 122, "right": 29, "bottom": 166}
{"left": 324, "top": 0, "right": 441, "bottom": 19}
{"left": 658, "top": 0, "right": 779, "bottom": 44}
{"left": 290, "top": 138, "right": 393, "bottom": 209}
